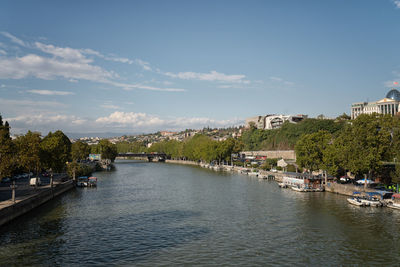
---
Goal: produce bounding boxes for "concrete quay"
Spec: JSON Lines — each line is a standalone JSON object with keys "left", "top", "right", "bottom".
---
{"left": 0, "top": 180, "right": 74, "bottom": 227}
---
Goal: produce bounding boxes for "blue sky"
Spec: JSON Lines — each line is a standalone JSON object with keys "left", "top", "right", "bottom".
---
{"left": 1, "top": 0, "right": 400, "bottom": 135}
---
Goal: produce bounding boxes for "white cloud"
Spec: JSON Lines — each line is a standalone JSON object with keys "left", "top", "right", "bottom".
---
{"left": 394, "top": 0, "right": 400, "bottom": 8}
{"left": 0, "top": 53, "right": 184, "bottom": 91}
{"left": 107, "top": 80, "right": 186, "bottom": 92}
{"left": 0, "top": 54, "right": 115, "bottom": 81}
{"left": 27, "top": 89, "right": 75, "bottom": 96}
{"left": 0, "top": 49, "right": 6, "bottom": 55}
{"left": 0, "top": 97, "right": 66, "bottom": 108}
{"left": 164, "top": 70, "right": 247, "bottom": 83}
{"left": 35, "top": 42, "right": 91, "bottom": 63}
{"left": 269, "top": 76, "right": 295, "bottom": 86}
{"left": 4, "top": 110, "right": 243, "bottom": 134}
{"left": 135, "top": 59, "right": 152, "bottom": 71}
{"left": 0, "top": 34, "right": 185, "bottom": 92}
{"left": 100, "top": 104, "right": 121, "bottom": 109}
{"left": 0, "top": 32, "right": 27, "bottom": 47}
{"left": 5, "top": 113, "right": 87, "bottom": 134}
{"left": 95, "top": 111, "right": 243, "bottom": 131}
{"left": 82, "top": 48, "right": 133, "bottom": 64}
{"left": 218, "top": 85, "right": 234, "bottom": 89}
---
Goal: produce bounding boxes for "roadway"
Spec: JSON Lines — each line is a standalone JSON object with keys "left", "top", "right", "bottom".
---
{"left": 0, "top": 173, "right": 67, "bottom": 202}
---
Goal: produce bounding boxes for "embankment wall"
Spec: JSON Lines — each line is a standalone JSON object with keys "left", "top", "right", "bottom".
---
{"left": 0, "top": 180, "right": 74, "bottom": 227}
{"left": 325, "top": 182, "right": 375, "bottom": 196}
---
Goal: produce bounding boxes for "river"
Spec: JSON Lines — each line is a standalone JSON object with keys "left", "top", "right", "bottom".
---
{"left": 1, "top": 160, "right": 400, "bottom": 266}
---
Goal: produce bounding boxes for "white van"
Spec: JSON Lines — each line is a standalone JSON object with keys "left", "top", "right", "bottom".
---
{"left": 29, "top": 177, "right": 41, "bottom": 186}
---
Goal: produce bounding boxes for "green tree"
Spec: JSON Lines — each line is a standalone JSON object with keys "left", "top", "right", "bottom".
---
{"left": 261, "top": 158, "right": 278, "bottom": 170}
{"left": 295, "top": 130, "right": 332, "bottom": 172}
{"left": 71, "top": 141, "right": 90, "bottom": 161}
{"left": 41, "top": 130, "right": 72, "bottom": 172}
{"left": 99, "top": 139, "right": 118, "bottom": 161}
{"left": 15, "top": 131, "right": 42, "bottom": 178}
{"left": 0, "top": 116, "right": 16, "bottom": 179}
{"left": 345, "top": 114, "right": 392, "bottom": 177}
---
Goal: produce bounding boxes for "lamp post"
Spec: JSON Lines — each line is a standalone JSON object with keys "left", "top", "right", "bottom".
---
{"left": 10, "top": 179, "right": 17, "bottom": 203}
{"left": 49, "top": 168, "right": 53, "bottom": 188}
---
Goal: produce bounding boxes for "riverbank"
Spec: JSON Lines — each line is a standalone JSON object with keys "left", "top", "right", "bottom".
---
{"left": 165, "top": 159, "right": 383, "bottom": 197}
{"left": 0, "top": 179, "right": 74, "bottom": 227}
{"left": 165, "top": 159, "right": 283, "bottom": 180}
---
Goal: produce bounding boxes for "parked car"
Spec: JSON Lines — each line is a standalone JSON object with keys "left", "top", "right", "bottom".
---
{"left": 30, "top": 177, "right": 41, "bottom": 186}
{"left": 1, "top": 177, "right": 10, "bottom": 183}
{"left": 356, "top": 179, "right": 374, "bottom": 185}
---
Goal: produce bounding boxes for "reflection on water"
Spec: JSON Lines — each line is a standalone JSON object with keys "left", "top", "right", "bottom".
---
{"left": 1, "top": 160, "right": 400, "bottom": 266}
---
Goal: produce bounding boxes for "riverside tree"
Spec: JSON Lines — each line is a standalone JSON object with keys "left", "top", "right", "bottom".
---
{"left": 15, "top": 131, "right": 42, "bottom": 178}
{"left": 41, "top": 130, "right": 72, "bottom": 172}
{"left": 99, "top": 139, "right": 118, "bottom": 161}
{"left": 71, "top": 140, "right": 90, "bottom": 162}
{"left": 344, "top": 114, "right": 393, "bottom": 178}
{"left": 0, "top": 115, "right": 16, "bottom": 179}
{"left": 295, "top": 130, "right": 332, "bottom": 172}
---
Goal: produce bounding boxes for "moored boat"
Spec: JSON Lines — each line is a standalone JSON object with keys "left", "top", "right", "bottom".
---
{"left": 291, "top": 186, "right": 307, "bottom": 192}
{"left": 88, "top": 177, "right": 97, "bottom": 187}
{"left": 360, "top": 192, "right": 383, "bottom": 207}
{"left": 347, "top": 197, "right": 368, "bottom": 206}
{"left": 77, "top": 176, "right": 88, "bottom": 187}
{"left": 387, "top": 194, "right": 400, "bottom": 210}
{"left": 278, "top": 182, "right": 288, "bottom": 188}
{"left": 247, "top": 172, "right": 259, "bottom": 177}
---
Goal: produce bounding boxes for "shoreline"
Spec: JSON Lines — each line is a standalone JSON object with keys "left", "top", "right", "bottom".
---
{"left": 0, "top": 179, "right": 74, "bottom": 227}
{"left": 165, "top": 159, "right": 377, "bottom": 197}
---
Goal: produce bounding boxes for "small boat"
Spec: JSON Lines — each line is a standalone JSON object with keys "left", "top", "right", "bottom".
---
{"left": 387, "top": 194, "right": 400, "bottom": 210}
{"left": 247, "top": 172, "right": 259, "bottom": 177}
{"left": 387, "top": 203, "right": 400, "bottom": 210}
{"left": 347, "top": 197, "right": 368, "bottom": 206}
{"left": 88, "top": 177, "right": 97, "bottom": 187}
{"left": 291, "top": 186, "right": 307, "bottom": 192}
{"left": 361, "top": 192, "right": 383, "bottom": 207}
{"left": 278, "top": 183, "right": 288, "bottom": 188}
{"left": 77, "top": 176, "right": 88, "bottom": 187}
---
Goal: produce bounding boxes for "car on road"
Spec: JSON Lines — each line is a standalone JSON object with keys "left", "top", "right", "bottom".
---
{"left": 1, "top": 177, "right": 10, "bottom": 183}
{"left": 30, "top": 177, "right": 41, "bottom": 186}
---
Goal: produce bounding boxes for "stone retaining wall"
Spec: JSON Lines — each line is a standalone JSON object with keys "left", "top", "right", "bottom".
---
{"left": 325, "top": 182, "right": 375, "bottom": 196}
{"left": 0, "top": 180, "right": 74, "bottom": 227}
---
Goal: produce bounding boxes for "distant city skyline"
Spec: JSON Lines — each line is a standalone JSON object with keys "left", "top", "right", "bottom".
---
{"left": 1, "top": 0, "right": 400, "bottom": 134}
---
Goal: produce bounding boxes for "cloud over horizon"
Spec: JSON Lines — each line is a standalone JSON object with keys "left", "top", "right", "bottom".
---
{"left": 5, "top": 111, "right": 243, "bottom": 135}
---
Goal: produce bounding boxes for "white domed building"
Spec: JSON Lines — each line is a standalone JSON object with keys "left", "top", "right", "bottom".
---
{"left": 351, "top": 89, "right": 400, "bottom": 119}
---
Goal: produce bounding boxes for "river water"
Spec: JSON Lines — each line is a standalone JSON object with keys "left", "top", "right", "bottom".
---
{"left": 1, "top": 160, "right": 400, "bottom": 266}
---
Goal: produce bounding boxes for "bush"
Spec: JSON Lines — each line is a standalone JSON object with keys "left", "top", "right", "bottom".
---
{"left": 287, "top": 164, "right": 297, "bottom": 172}
{"left": 67, "top": 162, "right": 94, "bottom": 178}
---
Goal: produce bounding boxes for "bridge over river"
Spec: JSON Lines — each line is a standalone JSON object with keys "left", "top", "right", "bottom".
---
{"left": 116, "top": 153, "right": 167, "bottom": 162}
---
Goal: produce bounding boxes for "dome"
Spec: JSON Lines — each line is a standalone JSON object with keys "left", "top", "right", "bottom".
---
{"left": 386, "top": 89, "right": 400, "bottom": 101}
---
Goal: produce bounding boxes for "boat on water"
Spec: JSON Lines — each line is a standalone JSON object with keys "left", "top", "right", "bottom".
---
{"left": 360, "top": 192, "right": 383, "bottom": 207}
{"left": 347, "top": 197, "right": 368, "bottom": 206}
{"left": 278, "top": 183, "right": 288, "bottom": 188}
{"left": 347, "top": 192, "right": 368, "bottom": 206}
{"left": 77, "top": 176, "right": 88, "bottom": 187}
{"left": 387, "top": 194, "right": 400, "bottom": 210}
{"left": 291, "top": 185, "right": 324, "bottom": 192}
{"left": 88, "top": 177, "right": 97, "bottom": 187}
{"left": 247, "top": 172, "right": 259, "bottom": 177}
{"left": 291, "top": 186, "right": 306, "bottom": 192}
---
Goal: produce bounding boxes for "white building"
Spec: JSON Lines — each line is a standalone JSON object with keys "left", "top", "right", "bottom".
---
{"left": 351, "top": 89, "right": 400, "bottom": 119}
{"left": 245, "top": 114, "right": 307, "bottom": 130}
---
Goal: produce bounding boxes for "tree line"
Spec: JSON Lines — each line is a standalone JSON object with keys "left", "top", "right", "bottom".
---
{"left": 295, "top": 114, "right": 400, "bottom": 183}
{"left": 0, "top": 115, "right": 117, "bottom": 180}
